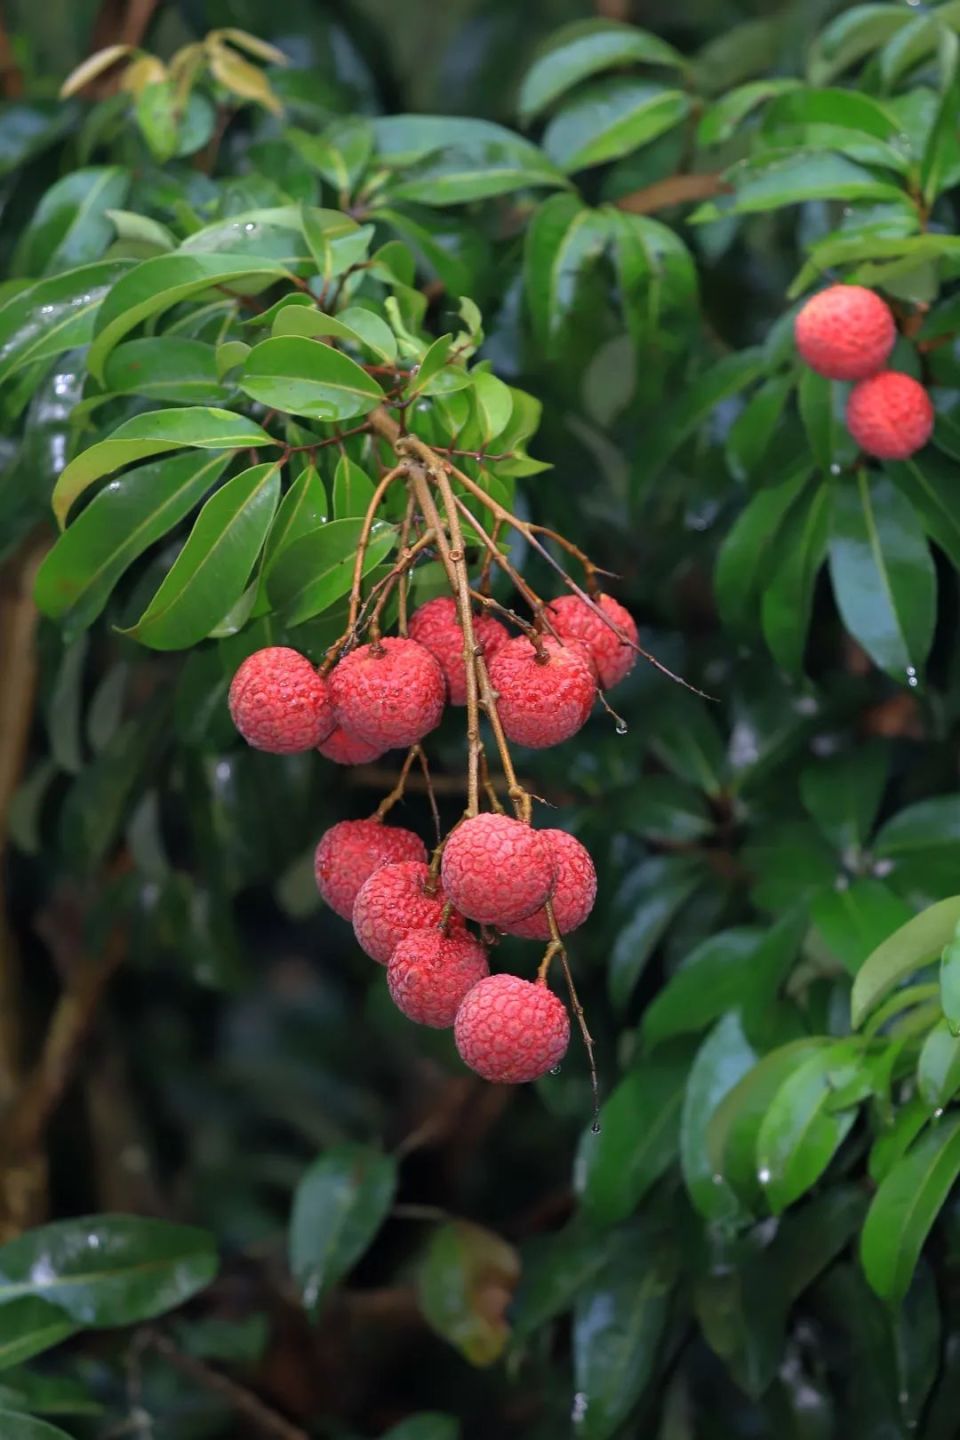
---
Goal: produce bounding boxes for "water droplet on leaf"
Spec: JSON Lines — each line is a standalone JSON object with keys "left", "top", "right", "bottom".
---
{"left": 590, "top": 1120, "right": 602, "bottom": 1134}
{"left": 758, "top": 1166, "right": 772, "bottom": 1185}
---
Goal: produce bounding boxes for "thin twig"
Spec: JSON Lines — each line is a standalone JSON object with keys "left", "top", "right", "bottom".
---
{"left": 374, "top": 746, "right": 420, "bottom": 820}
{"left": 143, "top": 1331, "right": 308, "bottom": 1440}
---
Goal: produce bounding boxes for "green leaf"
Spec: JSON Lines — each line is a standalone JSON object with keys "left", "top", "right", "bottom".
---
{"left": 52, "top": 407, "right": 275, "bottom": 527}
{"left": 811, "top": 879, "right": 914, "bottom": 976}
{"left": 698, "top": 79, "right": 802, "bottom": 147}
{"left": 755, "top": 1041, "right": 868, "bottom": 1213}
{"left": 942, "top": 922, "right": 960, "bottom": 1034}
{"left": 0, "top": 258, "right": 132, "bottom": 389}
{"left": 643, "top": 348, "right": 766, "bottom": 484}
{"left": 0, "top": 1216, "right": 218, "bottom": 1324}
{"left": 607, "top": 210, "right": 698, "bottom": 383}
{"left": 809, "top": 5, "right": 913, "bottom": 85}
{"left": 691, "top": 152, "right": 907, "bottom": 223}
{"left": 852, "top": 897, "right": 960, "bottom": 1028}
{"left": 543, "top": 79, "right": 690, "bottom": 174}
{"left": 608, "top": 856, "right": 703, "bottom": 1011}
{"left": 725, "top": 374, "right": 794, "bottom": 482}
{"left": 0, "top": 1299, "right": 79, "bottom": 1372}
{"left": 103, "top": 337, "right": 223, "bottom": 404}
{"left": 869, "top": 1096, "right": 933, "bottom": 1185}
{"left": 267, "top": 517, "right": 396, "bottom": 626}
{"left": 861, "top": 1114, "right": 960, "bottom": 1302}
{"left": 573, "top": 1225, "right": 675, "bottom": 1439}
{"left": 647, "top": 694, "right": 727, "bottom": 794}
{"left": 261, "top": 464, "right": 328, "bottom": 581}
{"left": 682, "top": 1014, "right": 757, "bottom": 1222}
{"left": 623, "top": 775, "right": 713, "bottom": 843}
{"left": 511, "top": 1224, "right": 622, "bottom": 1341}
{"left": 36, "top": 451, "right": 230, "bottom": 633}
{"left": 876, "top": 797, "right": 960, "bottom": 859}
{"left": 798, "top": 369, "right": 844, "bottom": 472}
{"left": 417, "top": 1222, "right": 519, "bottom": 1367}
{"left": 715, "top": 468, "right": 810, "bottom": 633}
{"left": 918, "top": 1021, "right": 960, "bottom": 1108}
{"left": 136, "top": 81, "right": 178, "bottom": 161}
{"left": 332, "top": 455, "right": 375, "bottom": 519}
{"left": 888, "top": 451, "right": 960, "bottom": 571}
{"left": 240, "top": 335, "right": 383, "bottom": 421}
{"left": 18, "top": 166, "right": 130, "bottom": 275}
{"left": 272, "top": 303, "right": 397, "bottom": 365}
{"left": 829, "top": 471, "right": 936, "bottom": 683}
{"left": 575, "top": 1044, "right": 692, "bottom": 1225}
{"left": 88, "top": 252, "right": 292, "bottom": 381}
{"left": 289, "top": 1144, "right": 396, "bottom": 1315}
{"left": 472, "top": 372, "right": 513, "bottom": 442}
{"left": 127, "top": 461, "right": 281, "bottom": 649}
{"left": 0, "top": 1416, "right": 74, "bottom": 1439}
{"left": 519, "top": 19, "right": 684, "bottom": 121}
{"left": 761, "top": 480, "right": 830, "bottom": 674}
{"left": 373, "top": 116, "right": 567, "bottom": 206}
{"left": 383, "top": 1416, "right": 459, "bottom": 1440}
{"left": 800, "top": 742, "right": 889, "bottom": 852}
{"left": 523, "top": 196, "right": 610, "bottom": 351}
{"left": 642, "top": 928, "right": 762, "bottom": 1047}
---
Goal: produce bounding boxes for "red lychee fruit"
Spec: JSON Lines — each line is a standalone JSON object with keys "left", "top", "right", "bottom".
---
{"left": 454, "top": 974, "right": 570, "bottom": 1084}
{"left": 317, "top": 725, "right": 385, "bottom": 766}
{"left": 387, "top": 928, "right": 490, "bottom": 1028}
{"left": 441, "top": 814, "right": 555, "bottom": 925}
{"left": 352, "top": 860, "right": 464, "bottom": 965}
{"left": 502, "top": 830, "right": 596, "bottom": 940}
{"left": 228, "top": 646, "right": 334, "bottom": 754}
{"left": 846, "top": 370, "right": 934, "bottom": 460}
{"left": 314, "top": 819, "right": 427, "bottom": 922}
{"left": 408, "top": 596, "right": 508, "bottom": 704}
{"left": 330, "top": 637, "right": 445, "bottom": 751}
{"left": 794, "top": 284, "right": 896, "bottom": 381}
{"left": 487, "top": 635, "right": 595, "bottom": 749}
{"left": 545, "top": 593, "right": 638, "bottom": 691}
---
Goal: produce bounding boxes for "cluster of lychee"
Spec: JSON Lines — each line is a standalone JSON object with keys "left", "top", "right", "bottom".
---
{"left": 227, "top": 590, "right": 638, "bottom": 1084}
{"left": 794, "top": 283, "right": 934, "bottom": 461}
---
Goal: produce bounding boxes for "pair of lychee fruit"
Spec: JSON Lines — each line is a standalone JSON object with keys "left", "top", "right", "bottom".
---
{"left": 794, "top": 284, "right": 933, "bottom": 461}
{"left": 313, "top": 812, "right": 597, "bottom": 1084}
{"left": 228, "top": 591, "right": 638, "bottom": 762}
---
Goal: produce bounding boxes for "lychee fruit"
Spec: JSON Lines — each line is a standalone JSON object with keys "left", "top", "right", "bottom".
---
{"left": 330, "top": 637, "right": 445, "bottom": 751}
{"left": 487, "top": 636, "right": 595, "bottom": 749}
{"left": 454, "top": 974, "right": 570, "bottom": 1084}
{"left": 387, "top": 929, "right": 490, "bottom": 1028}
{"left": 545, "top": 593, "right": 638, "bottom": 690}
{"left": 441, "top": 814, "right": 555, "bottom": 925}
{"left": 318, "top": 725, "right": 385, "bottom": 766}
{"left": 314, "top": 819, "right": 427, "bottom": 921}
{"left": 352, "top": 859, "right": 464, "bottom": 965}
{"left": 229, "top": 646, "right": 334, "bottom": 753}
{"left": 794, "top": 284, "right": 896, "bottom": 381}
{"left": 502, "top": 830, "right": 596, "bottom": 940}
{"left": 408, "top": 596, "right": 508, "bottom": 704}
{"left": 846, "top": 370, "right": 934, "bottom": 460}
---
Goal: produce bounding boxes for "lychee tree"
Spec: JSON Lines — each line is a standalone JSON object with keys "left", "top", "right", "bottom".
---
{"left": 6, "top": 1, "right": 960, "bottom": 1437}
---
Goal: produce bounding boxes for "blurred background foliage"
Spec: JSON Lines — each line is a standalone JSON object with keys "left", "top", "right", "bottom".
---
{"left": 5, "top": 0, "right": 960, "bottom": 1438}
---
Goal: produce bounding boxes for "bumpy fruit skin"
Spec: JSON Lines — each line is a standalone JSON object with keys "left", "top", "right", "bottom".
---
{"left": 488, "top": 636, "right": 595, "bottom": 749}
{"left": 503, "top": 830, "right": 596, "bottom": 940}
{"left": 408, "top": 596, "right": 508, "bottom": 705}
{"left": 387, "top": 928, "right": 490, "bottom": 1027}
{"left": 353, "top": 860, "right": 464, "bottom": 965}
{"left": 545, "top": 594, "right": 638, "bottom": 690}
{"left": 794, "top": 284, "right": 896, "bottom": 381}
{"left": 229, "top": 647, "right": 334, "bottom": 754}
{"left": 441, "top": 814, "right": 555, "bottom": 925}
{"left": 318, "top": 725, "right": 385, "bottom": 766}
{"left": 454, "top": 974, "right": 570, "bottom": 1084}
{"left": 314, "top": 819, "right": 427, "bottom": 922}
{"left": 846, "top": 370, "right": 934, "bottom": 460}
{"left": 330, "top": 637, "right": 445, "bottom": 751}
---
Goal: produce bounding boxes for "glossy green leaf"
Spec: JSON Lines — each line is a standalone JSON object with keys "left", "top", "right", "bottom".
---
{"left": 0, "top": 1416, "right": 73, "bottom": 1439}
{"left": 691, "top": 152, "right": 907, "bottom": 223}
{"left": 798, "top": 369, "right": 843, "bottom": 472}
{"left": 272, "top": 303, "right": 397, "bottom": 364}
{"left": 88, "top": 252, "right": 291, "bottom": 381}
{"left": 852, "top": 897, "right": 960, "bottom": 1028}
{"left": 761, "top": 481, "right": 829, "bottom": 674}
{"left": 374, "top": 116, "right": 567, "bottom": 206}
{"left": 829, "top": 471, "right": 935, "bottom": 683}
{"left": 714, "top": 468, "right": 810, "bottom": 633}
{"left": 240, "top": 335, "right": 383, "bottom": 421}
{"left": 544, "top": 79, "right": 690, "bottom": 174}
{"left": 524, "top": 195, "right": 609, "bottom": 351}
{"left": 511, "top": 1224, "right": 622, "bottom": 1342}
{"left": 809, "top": 5, "right": 913, "bottom": 85}
{"left": 289, "top": 1144, "right": 396, "bottom": 1315}
{"left": 725, "top": 374, "right": 794, "bottom": 482}
{"left": 18, "top": 165, "right": 130, "bottom": 275}
{"left": 888, "top": 451, "right": 960, "bottom": 571}
{"left": 698, "top": 78, "right": 801, "bottom": 146}
{"left": 36, "top": 452, "right": 229, "bottom": 632}
{"left": 869, "top": 1096, "right": 933, "bottom": 1185}
{"left": 642, "top": 348, "right": 766, "bottom": 484}
{"left": 267, "top": 517, "right": 396, "bottom": 626}
{"left": 941, "top": 922, "right": 960, "bottom": 1034}
{"left": 800, "top": 742, "right": 888, "bottom": 852}
{"left": 575, "top": 1043, "right": 692, "bottom": 1224}
{"left": 682, "top": 1014, "right": 757, "bottom": 1222}
{"left": 0, "top": 1216, "right": 217, "bottom": 1324}
{"left": 52, "top": 407, "right": 275, "bottom": 527}
{"left": 0, "top": 1299, "right": 79, "bottom": 1372}
{"left": 332, "top": 455, "right": 375, "bottom": 519}
{"left": 0, "top": 258, "right": 132, "bottom": 389}
{"left": 917, "top": 1021, "right": 960, "bottom": 1108}
{"left": 58, "top": 711, "right": 166, "bottom": 874}
{"left": 417, "top": 1222, "right": 519, "bottom": 1367}
{"left": 876, "top": 797, "right": 960, "bottom": 858}
{"left": 127, "top": 461, "right": 280, "bottom": 649}
{"left": 103, "top": 337, "right": 223, "bottom": 403}
{"left": 624, "top": 775, "right": 713, "bottom": 843}
{"left": 642, "top": 928, "right": 762, "bottom": 1047}
{"left": 519, "top": 19, "right": 684, "bottom": 121}
{"left": 609, "top": 856, "right": 704, "bottom": 1011}
{"left": 261, "top": 464, "right": 327, "bottom": 579}
{"left": 861, "top": 1114, "right": 960, "bottom": 1302}
{"left": 811, "top": 879, "right": 914, "bottom": 977}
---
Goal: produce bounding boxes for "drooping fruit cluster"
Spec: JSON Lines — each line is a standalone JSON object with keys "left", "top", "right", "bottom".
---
{"left": 794, "top": 284, "right": 934, "bottom": 461}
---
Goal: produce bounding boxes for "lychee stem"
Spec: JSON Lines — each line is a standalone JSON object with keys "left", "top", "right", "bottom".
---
{"left": 324, "top": 461, "right": 407, "bottom": 672}
{"left": 373, "top": 745, "right": 421, "bottom": 821}
{"left": 541, "top": 898, "right": 600, "bottom": 1127}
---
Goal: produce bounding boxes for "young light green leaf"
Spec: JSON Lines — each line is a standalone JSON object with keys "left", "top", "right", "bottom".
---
{"left": 544, "top": 79, "right": 690, "bottom": 174}
{"left": 861, "top": 1114, "right": 960, "bottom": 1302}
{"left": 289, "top": 1145, "right": 396, "bottom": 1315}
{"left": 520, "top": 19, "right": 684, "bottom": 121}
{"left": 240, "top": 335, "right": 384, "bottom": 421}
{"left": 52, "top": 407, "right": 275, "bottom": 527}
{"left": 851, "top": 896, "right": 960, "bottom": 1028}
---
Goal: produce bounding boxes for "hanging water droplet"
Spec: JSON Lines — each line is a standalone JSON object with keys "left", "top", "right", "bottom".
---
{"left": 615, "top": 718, "right": 628, "bottom": 735}
{"left": 549, "top": 1064, "right": 562, "bottom": 1075}
{"left": 934, "top": 1107, "right": 945, "bottom": 1119}
{"left": 758, "top": 1166, "right": 772, "bottom": 1185}
{"left": 590, "top": 1120, "right": 602, "bottom": 1135}
{"left": 572, "top": 1392, "right": 589, "bottom": 1424}
{"left": 712, "top": 1173, "right": 724, "bottom": 1186}
{"left": 829, "top": 462, "right": 842, "bottom": 476}
{"left": 906, "top": 666, "right": 918, "bottom": 688}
